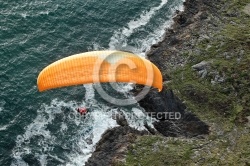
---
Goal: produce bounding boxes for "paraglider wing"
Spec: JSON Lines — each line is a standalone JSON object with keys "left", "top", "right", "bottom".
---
{"left": 37, "top": 50, "right": 162, "bottom": 92}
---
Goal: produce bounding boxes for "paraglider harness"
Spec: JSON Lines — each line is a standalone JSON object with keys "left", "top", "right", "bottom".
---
{"left": 77, "top": 107, "right": 87, "bottom": 116}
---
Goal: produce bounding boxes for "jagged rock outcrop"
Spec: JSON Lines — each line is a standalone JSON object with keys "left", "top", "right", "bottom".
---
{"left": 139, "top": 88, "right": 209, "bottom": 137}
{"left": 147, "top": 0, "right": 222, "bottom": 75}
{"left": 85, "top": 126, "right": 148, "bottom": 166}
{"left": 86, "top": 0, "right": 218, "bottom": 164}
{"left": 139, "top": 88, "right": 186, "bottom": 119}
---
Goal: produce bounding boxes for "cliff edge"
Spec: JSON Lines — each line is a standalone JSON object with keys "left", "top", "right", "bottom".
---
{"left": 86, "top": 0, "right": 250, "bottom": 165}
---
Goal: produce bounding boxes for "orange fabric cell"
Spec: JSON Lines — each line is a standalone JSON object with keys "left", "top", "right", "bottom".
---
{"left": 37, "top": 50, "right": 162, "bottom": 92}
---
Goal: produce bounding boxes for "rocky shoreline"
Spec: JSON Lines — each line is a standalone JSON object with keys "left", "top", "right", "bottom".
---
{"left": 86, "top": 0, "right": 250, "bottom": 165}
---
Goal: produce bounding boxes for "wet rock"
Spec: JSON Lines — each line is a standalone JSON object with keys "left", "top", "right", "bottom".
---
{"left": 138, "top": 88, "right": 186, "bottom": 121}
{"left": 168, "top": 37, "right": 181, "bottom": 46}
{"left": 85, "top": 126, "right": 148, "bottom": 166}
{"left": 144, "top": 122, "right": 159, "bottom": 135}
{"left": 86, "top": 134, "right": 94, "bottom": 145}
{"left": 173, "top": 14, "right": 188, "bottom": 25}
{"left": 115, "top": 111, "right": 128, "bottom": 127}
{"left": 139, "top": 88, "right": 209, "bottom": 137}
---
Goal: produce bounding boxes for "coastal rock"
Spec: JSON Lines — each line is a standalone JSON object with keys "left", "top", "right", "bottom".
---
{"left": 139, "top": 88, "right": 210, "bottom": 137}
{"left": 192, "top": 61, "right": 212, "bottom": 78}
{"left": 85, "top": 126, "right": 148, "bottom": 166}
{"left": 146, "top": 0, "right": 222, "bottom": 74}
{"left": 192, "top": 61, "right": 210, "bottom": 71}
{"left": 198, "top": 69, "right": 208, "bottom": 78}
{"left": 115, "top": 111, "right": 129, "bottom": 127}
{"left": 138, "top": 88, "right": 186, "bottom": 120}
{"left": 86, "top": 0, "right": 219, "bottom": 164}
{"left": 153, "top": 112, "right": 210, "bottom": 137}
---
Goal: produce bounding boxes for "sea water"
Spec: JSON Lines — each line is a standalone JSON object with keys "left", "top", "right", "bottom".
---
{"left": 0, "top": 0, "right": 184, "bottom": 165}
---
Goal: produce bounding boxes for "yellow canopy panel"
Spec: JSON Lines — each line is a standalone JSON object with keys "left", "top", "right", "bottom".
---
{"left": 37, "top": 50, "right": 162, "bottom": 92}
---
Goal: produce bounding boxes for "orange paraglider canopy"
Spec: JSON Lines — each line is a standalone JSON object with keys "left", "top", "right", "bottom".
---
{"left": 37, "top": 50, "right": 162, "bottom": 92}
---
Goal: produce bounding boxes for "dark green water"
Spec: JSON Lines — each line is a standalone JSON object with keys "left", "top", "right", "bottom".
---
{"left": 0, "top": 0, "right": 183, "bottom": 165}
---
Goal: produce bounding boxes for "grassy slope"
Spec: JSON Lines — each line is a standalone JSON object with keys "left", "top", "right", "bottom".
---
{"left": 118, "top": 0, "right": 250, "bottom": 165}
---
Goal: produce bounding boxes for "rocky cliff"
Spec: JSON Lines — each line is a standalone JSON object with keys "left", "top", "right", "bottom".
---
{"left": 86, "top": 0, "right": 250, "bottom": 165}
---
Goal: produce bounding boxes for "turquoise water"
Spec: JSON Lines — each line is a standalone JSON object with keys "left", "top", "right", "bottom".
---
{"left": 0, "top": 0, "right": 183, "bottom": 165}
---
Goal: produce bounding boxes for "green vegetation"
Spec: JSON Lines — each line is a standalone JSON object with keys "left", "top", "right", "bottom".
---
{"left": 168, "top": 1, "right": 250, "bottom": 124}
{"left": 120, "top": 0, "right": 250, "bottom": 165}
{"left": 120, "top": 132, "right": 250, "bottom": 166}
{"left": 121, "top": 136, "right": 194, "bottom": 166}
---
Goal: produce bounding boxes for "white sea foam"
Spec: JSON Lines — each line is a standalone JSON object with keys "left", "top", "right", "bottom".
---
{"left": 11, "top": 99, "right": 71, "bottom": 165}
{"left": 84, "top": 84, "right": 95, "bottom": 101}
{"left": 65, "top": 86, "right": 118, "bottom": 166}
{"left": 11, "top": 1, "right": 185, "bottom": 165}
{"left": 2, "top": 1, "right": 59, "bottom": 18}
{"left": 0, "top": 113, "right": 19, "bottom": 131}
{"left": 0, "top": 125, "right": 8, "bottom": 131}
{"left": 66, "top": 110, "right": 118, "bottom": 166}
{"left": 144, "top": 0, "right": 184, "bottom": 49}
{"left": 121, "top": 108, "right": 156, "bottom": 131}
{"left": 108, "top": 0, "right": 185, "bottom": 56}
{"left": 109, "top": 0, "right": 169, "bottom": 54}
{"left": 11, "top": 87, "right": 117, "bottom": 166}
